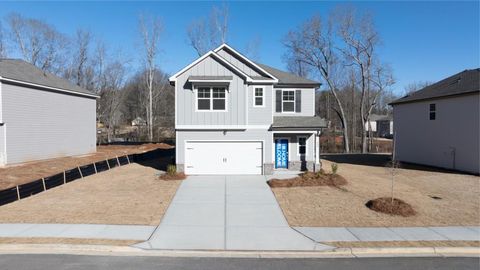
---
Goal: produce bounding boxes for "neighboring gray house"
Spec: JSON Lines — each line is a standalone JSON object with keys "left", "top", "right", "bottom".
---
{"left": 366, "top": 114, "right": 393, "bottom": 138}
{"left": 391, "top": 69, "right": 479, "bottom": 174}
{"left": 0, "top": 59, "right": 98, "bottom": 165}
{"left": 170, "top": 44, "right": 327, "bottom": 175}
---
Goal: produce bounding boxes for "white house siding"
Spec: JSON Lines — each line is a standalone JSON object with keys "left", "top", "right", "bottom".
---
{"left": 176, "top": 129, "right": 272, "bottom": 173}
{"left": 273, "top": 87, "right": 315, "bottom": 117}
{"left": 176, "top": 55, "right": 247, "bottom": 126}
{"left": 393, "top": 93, "right": 479, "bottom": 174}
{"left": 1, "top": 83, "right": 96, "bottom": 165}
{"left": 248, "top": 84, "right": 273, "bottom": 125}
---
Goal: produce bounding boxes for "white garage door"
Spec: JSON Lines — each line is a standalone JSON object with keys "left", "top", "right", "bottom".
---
{"left": 185, "top": 141, "right": 263, "bottom": 175}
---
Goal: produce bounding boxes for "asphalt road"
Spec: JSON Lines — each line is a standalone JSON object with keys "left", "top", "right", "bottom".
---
{"left": 0, "top": 255, "right": 479, "bottom": 270}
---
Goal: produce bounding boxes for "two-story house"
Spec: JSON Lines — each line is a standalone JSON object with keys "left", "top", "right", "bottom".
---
{"left": 169, "top": 44, "right": 327, "bottom": 175}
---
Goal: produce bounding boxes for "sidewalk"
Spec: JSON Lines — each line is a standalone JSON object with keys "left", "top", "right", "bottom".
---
{"left": 295, "top": 226, "right": 480, "bottom": 242}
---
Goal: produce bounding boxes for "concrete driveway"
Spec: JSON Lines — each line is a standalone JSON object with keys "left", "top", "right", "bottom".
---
{"left": 136, "top": 175, "right": 331, "bottom": 251}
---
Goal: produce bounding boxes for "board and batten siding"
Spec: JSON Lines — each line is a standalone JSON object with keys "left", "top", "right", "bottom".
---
{"left": 0, "top": 82, "right": 96, "bottom": 165}
{"left": 216, "top": 49, "right": 264, "bottom": 77}
{"left": 176, "top": 55, "right": 247, "bottom": 126}
{"left": 273, "top": 88, "right": 315, "bottom": 117}
{"left": 393, "top": 93, "right": 479, "bottom": 174}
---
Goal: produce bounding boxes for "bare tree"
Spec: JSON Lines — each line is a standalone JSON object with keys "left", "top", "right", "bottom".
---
{"left": 139, "top": 14, "right": 163, "bottom": 142}
{"left": 284, "top": 15, "right": 351, "bottom": 153}
{"left": 404, "top": 81, "right": 431, "bottom": 94}
{"left": 244, "top": 36, "right": 261, "bottom": 61}
{"left": 0, "top": 21, "right": 6, "bottom": 58}
{"left": 187, "top": 4, "right": 228, "bottom": 56}
{"left": 335, "top": 7, "right": 394, "bottom": 153}
{"left": 63, "top": 29, "right": 92, "bottom": 89}
{"left": 7, "top": 13, "right": 68, "bottom": 74}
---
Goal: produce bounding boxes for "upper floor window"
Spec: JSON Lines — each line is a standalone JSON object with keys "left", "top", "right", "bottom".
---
{"left": 429, "top": 103, "right": 436, "bottom": 120}
{"left": 197, "top": 87, "right": 227, "bottom": 111}
{"left": 282, "top": 90, "right": 295, "bottom": 112}
{"left": 254, "top": 87, "right": 264, "bottom": 107}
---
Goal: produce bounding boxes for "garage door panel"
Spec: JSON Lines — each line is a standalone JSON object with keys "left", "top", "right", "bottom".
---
{"left": 185, "top": 142, "right": 263, "bottom": 175}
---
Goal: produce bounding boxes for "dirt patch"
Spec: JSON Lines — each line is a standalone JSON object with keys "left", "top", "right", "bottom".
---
{"left": 0, "top": 143, "right": 173, "bottom": 190}
{"left": 158, "top": 172, "right": 187, "bottom": 181}
{"left": 268, "top": 172, "right": 347, "bottom": 188}
{"left": 0, "top": 237, "right": 139, "bottom": 246}
{"left": 272, "top": 159, "right": 480, "bottom": 227}
{"left": 366, "top": 197, "right": 416, "bottom": 217}
{"left": 329, "top": 241, "right": 480, "bottom": 248}
{"left": 0, "top": 163, "right": 180, "bottom": 225}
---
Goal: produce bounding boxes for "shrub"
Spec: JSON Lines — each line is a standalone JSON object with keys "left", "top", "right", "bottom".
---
{"left": 331, "top": 163, "right": 338, "bottom": 175}
{"left": 166, "top": 164, "right": 177, "bottom": 176}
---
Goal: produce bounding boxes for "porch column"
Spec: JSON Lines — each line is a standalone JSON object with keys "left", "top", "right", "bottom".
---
{"left": 315, "top": 133, "right": 320, "bottom": 165}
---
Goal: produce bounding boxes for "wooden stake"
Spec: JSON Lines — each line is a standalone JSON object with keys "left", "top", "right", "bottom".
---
{"left": 116, "top": 156, "right": 120, "bottom": 166}
{"left": 126, "top": 155, "right": 131, "bottom": 164}
{"left": 106, "top": 159, "right": 111, "bottom": 169}
{"left": 93, "top": 162, "right": 98, "bottom": 173}
{"left": 78, "top": 166, "right": 83, "bottom": 178}
{"left": 42, "top": 178, "right": 46, "bottom": 191}
{"left": 63, "top": 171, "right": 66, "bottom": 184}
{"left": 16, "top": 186, "right": 20, "bottom": 200}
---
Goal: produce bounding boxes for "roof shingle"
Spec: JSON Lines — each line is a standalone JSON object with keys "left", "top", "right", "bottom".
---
{"left": 0, "top": 59, "right": 96, "bottom": 97}
{"left": 390, "top": 69, "right": 480, "bottom": 105}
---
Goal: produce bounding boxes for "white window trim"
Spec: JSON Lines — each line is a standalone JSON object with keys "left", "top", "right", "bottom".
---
{"left": 253, "top": 86, "right": 265, "bottom": 107}
{"left": 281, "top": 89, "right": 296, "bottom": 113}
{"left": 194, "top": 87, "right": 228, "bottom": 112}
{"left": 297, "top": 136, "right": 308, "bottom": 157}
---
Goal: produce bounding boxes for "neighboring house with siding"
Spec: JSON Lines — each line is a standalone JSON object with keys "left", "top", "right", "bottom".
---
{"left": 169, "top": 44, "right": 327, "bottom": 175}
{"left": 390, "top": 69, "right": 479, "bottom": 174}
{"left": 365, "top": 114, "right": 393, "bottom": 138}
{"left": 0, "top": 59, "right": 98, "bottom": 165}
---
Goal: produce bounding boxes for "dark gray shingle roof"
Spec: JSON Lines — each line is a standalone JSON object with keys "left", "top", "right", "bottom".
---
{"left": 255, "top": 62, "right": 321, "bottom": 87}
{"left": 0, "top": 59, "right": 96, "bottom": 96}
{"left": 272, "top": 116, "right": 327, "bottom": 129}
{"left": 390, "top": 69, "right": 480, "bottom": 105}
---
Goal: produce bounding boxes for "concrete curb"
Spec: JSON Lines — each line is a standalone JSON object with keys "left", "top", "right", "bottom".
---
{"left": 0, "top": 244, "right": 478, "bottom": 258}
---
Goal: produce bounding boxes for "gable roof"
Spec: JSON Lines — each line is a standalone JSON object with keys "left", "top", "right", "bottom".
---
{"left": 390, "top": 69, "right": 480, "bottom": 105}
{"left": 169, "top": 50, "right": 253, "bottom": 83}
{"left": 170, "top": 43, "right": 321, "bottom": 87}
{"left": 0, "top": 59, "right": 97, "bottom": 98}
{"left": 213, "top": 44, "right": 278, "bottom": 82}
{"left": 255, "top": 62, "right": 320, "bottom": 87}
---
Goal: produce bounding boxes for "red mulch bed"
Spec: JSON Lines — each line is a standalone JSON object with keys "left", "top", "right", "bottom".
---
{"left": 268, "top": 171, "right": 347, "bottom": 188}
{"left": 366, "top": 197, "right": 416, "bottom": 217}
{"left": 158, "top": 173, "right": 187, "bottom": 181}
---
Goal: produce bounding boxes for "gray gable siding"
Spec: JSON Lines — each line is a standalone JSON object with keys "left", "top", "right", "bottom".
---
{"left": 216, "top": 49, "right": 264, "bottom": 77}
{"left": 176, "top": 55, "right": 246, "bottom": 126}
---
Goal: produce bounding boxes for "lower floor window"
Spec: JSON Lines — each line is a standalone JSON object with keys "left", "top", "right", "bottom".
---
{"left": 298, "top": 137, "right": 306, "bottom": 156}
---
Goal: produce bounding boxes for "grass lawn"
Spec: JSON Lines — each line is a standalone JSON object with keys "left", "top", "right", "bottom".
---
{"left": 272, "top": 159, "right": 480, "bottom": 227}
{"left": 0, "top": 163, "right": 180, "bottom": 226}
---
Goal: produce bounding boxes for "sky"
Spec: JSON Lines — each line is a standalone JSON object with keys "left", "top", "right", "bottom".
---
{"left": 0, "top": 1, "right": 478, "bottom": 95}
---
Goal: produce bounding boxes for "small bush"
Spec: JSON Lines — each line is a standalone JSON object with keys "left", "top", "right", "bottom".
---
{"left": 167, "top": 164, "right": 177, "bottom": 176}
{"left": 331, "top": 163, "right": 338, "bottom": 175}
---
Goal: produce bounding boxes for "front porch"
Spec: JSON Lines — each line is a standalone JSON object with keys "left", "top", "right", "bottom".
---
{"left": 267, "top": 116, "right": 327, "bottom": 175}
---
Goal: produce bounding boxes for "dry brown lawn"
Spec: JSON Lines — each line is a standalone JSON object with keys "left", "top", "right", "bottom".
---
{"left": 0, "top": 143, "right": 173, "bottom": 190}
{"left": 0, "top": 237, "right": 139, "bottom": 246}
{"left": 0, "top": 163, "right": 180, "bottom": 225}
{"left": 272, "top": 159, "right": 480, "bottom": 227}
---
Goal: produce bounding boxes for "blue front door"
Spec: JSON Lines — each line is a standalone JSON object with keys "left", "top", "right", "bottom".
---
{"left": 275, "top": 139, "right": 289, "bottom": 169}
